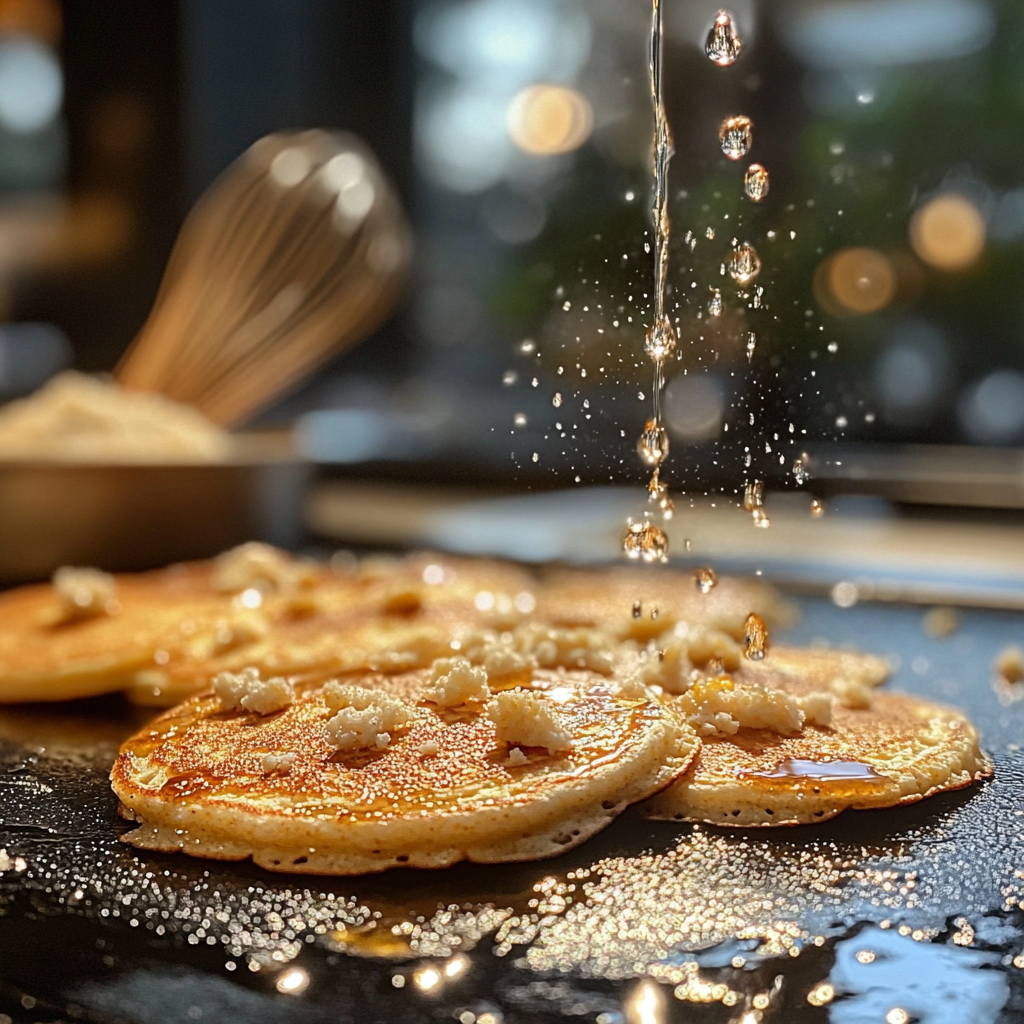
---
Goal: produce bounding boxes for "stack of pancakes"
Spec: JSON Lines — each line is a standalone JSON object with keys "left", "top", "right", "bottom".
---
{"left": 0, "top": 544, "right": 991, "bottom": 875}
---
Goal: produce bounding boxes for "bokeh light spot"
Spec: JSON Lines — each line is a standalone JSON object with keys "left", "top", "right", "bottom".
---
{"left": 823, "top": 247, "right": 896, "bottom": 315}
{"left": 507, "top": 84, "right": 592, "bottom": 156}
{"left": 910, "top": 193, "right": 985, "bottom": 271}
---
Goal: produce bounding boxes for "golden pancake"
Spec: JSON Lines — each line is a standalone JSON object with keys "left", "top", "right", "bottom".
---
{"left": 644, "top": 688, "right": 990, "bottom": 827}
{"left": 112, "top": 668, "right": 698, "bottom": 874}
{"left": 124, "top": 552, "right": 540, "bottom": 705}
{"left": 0, "top": 563, "right": 237, "bottom": 703}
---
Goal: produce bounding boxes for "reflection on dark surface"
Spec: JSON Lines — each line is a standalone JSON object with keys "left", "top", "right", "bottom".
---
{"left": 3, "top": 596, "right": 1024, "bottom": 1022}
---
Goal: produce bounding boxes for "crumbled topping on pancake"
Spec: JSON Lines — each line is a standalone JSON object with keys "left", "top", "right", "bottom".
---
{"left": 322, "top": 683, "right": 412, "bottom": 752}
{"left": 212, "top": 543, "right": 316, "bottom": 594}
{"left": 262, "top": 752, "right": 296, "bottom": 775}
{"left": 507, "top": 746, "right": 529, "bottom": 766}
{"left": 677, "top": 677, "right": 834, "bottom": 737}
{"left": 213, "top": 667, "right": 294, "bottom": 715}
{"left": 830, "top": 676, "right": 873, "bottom": 709}
{"left": 416, "top": 739, "right": 439, "bottom": 758}
{"left": 212, "top": 612, "right": 269, "bottom": 651}
{"left": 425, "top": 658, "right": 490, "bottom": 706}
{"left": 52, "top": 566, "right": 118, "bottom": 619}
{"left": 486, "top": 689, "right": 572, "bottom": 752}
{"left": 457, "top": 624, "right": 615, "bottom": 678}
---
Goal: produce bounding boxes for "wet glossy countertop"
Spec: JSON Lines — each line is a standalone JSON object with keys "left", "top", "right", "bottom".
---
{"left": 2, "top": 595, "right": 1024, "bottom": 1023}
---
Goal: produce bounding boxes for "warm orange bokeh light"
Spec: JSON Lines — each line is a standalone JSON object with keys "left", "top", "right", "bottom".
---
{"left": 822, "top": 247, "right": 896, "bottom": 315}
{"left": 0, "top": 0, "right": 61, "bottom": 43}
{"left": 507, "top": 84, "right": 593, "bottom": 156}
{"left": 909, "top": 193, "right": 985, "bottom": 271}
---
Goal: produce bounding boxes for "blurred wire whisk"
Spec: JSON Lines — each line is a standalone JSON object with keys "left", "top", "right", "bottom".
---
{"left": 116, "top": 130, "right": 411, "bottom": 426}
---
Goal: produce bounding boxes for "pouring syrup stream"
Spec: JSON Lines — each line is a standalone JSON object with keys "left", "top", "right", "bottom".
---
{"left": 623, "top": 0, "right": 675, "bottom": 563}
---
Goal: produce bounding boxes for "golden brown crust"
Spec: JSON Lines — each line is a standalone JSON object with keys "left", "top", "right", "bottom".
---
{"left": 644, "top": 690, "right": 991, "bottom": 827}
{"left": 112, "top": 669, "right": 700, "bottom": 874}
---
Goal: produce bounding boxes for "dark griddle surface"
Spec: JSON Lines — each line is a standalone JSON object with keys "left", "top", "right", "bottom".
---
{"left": 2, "top": 596, "right": 1024, "bottom": 1023}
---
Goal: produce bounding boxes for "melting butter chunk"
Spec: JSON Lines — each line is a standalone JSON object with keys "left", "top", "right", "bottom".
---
{"left": 213, "top": 667, "right": 294, "bottom": 715}
{"left": 53, "top": 566, "right": 118, "bottom": 619}
{"left": 425, "top": 657, "right": 490, "bottom": 706}
{"left": 486, "top": 688, "right": 572, "bottom": 753}
{"left": 322, "top": 683, "right": 412, "bottom": 752}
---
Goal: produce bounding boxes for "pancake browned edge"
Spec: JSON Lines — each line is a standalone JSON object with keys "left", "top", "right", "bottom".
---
{"left": 644, "top": 689, "right": 991, "bottom": 827}
{"left": 111, "top": 670, "right": 699, "bottom": 875}
{"left": 0, "top": 563, "right": 237, "bottom": 703}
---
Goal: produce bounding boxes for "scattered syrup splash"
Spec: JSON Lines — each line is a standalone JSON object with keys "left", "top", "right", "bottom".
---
{"left": 705, "top": 9, "right": 742, "bottom": 66}
{"left": 793, "top": 452, "right": 811, "bottom": 485}
{"left": 728, "top": 242, "right": 762, "bottom": 284}
{"left": 719, "top": 115, "right": 752, "bottom": 160}
{"left": 632, "top": 600, "right": 642, "bottom": 619}
{"left": 694, "top": 567, "right": 717, "bottom": 593}
{"left": 744, "top": 162, "right": 769, "bottom": 201}
{"left": 811, "top": 498, "right": 824, "bottom": 517}
{"left": 622, "top": 519, "right": 669, "bottom": 563}
{"left": 746, "top": 331, "right": 756, "bottom": 362}
{"left": 743, "top": 611, "right": 769, "bottom": 659}
{"left": 708, "top": 288, "right": 723, "bottom": 317}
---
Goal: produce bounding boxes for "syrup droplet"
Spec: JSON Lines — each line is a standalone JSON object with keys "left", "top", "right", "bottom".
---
{"left": 705, "top": 9, "right": 742, "bottom": 66}
{"left": 708, "top": 288, "right": 723, "bottom": 317}
{"left": 552, "top": 392, "right": 563, "bottom": 408}
{"left": 793, "top": 453, "right": 810, "bottom": 485}
{"left": 743, "top": 612, "right": 768, "bottom": 660}
{"left": 622, "top": 519, "right": 669, "bottom": 563}
{"left": 705, "top": 226, "right": 715, "bottom": 240}
{"left": 744, "top": 163, "right": 769, "bottom": 201}
{"left": 648, "top": 468, "right": 674, "bottom": 517}
{"left": 810, "top": 499, "right": 824, "bottom": 517}
{"left": 694, "top": 567, "right": 717, "bottom": 594}
{"left": 752, "top": 508, "right": 771, "bottom": 529}
{"left": 632, "top": 600, "right": 642, "bottom": 619}
{"left": 637, "top": 419, "right": 670, "bottom": 467}
{"left": 746, "top": 331, "right": 756, "bottom": 361}
{"left": 719, "top": 116, "right": 752, "bottom": 160}
{"left": 728, "top": 242, "right": 761, "bottom": 284}
{"left": 644, "top": 314, "right": 677, "bottom": 362}
{"left": 743, "top": 479, "right": 764, "bottom": 511}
